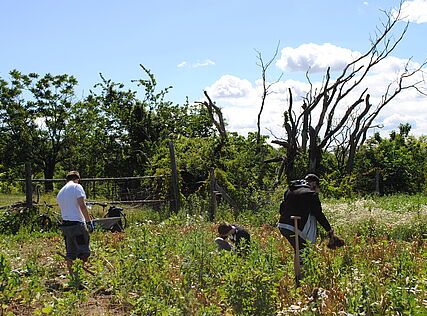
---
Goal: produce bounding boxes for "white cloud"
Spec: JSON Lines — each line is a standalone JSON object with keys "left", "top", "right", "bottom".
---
{"left": 380, "top": 113, "right": 418, "bottom": 132}
{"left": 276, "top": 43, "right": 361, "bottom": 73}
{"left": 397, "top": 0, "right": 427, "bottom": 24}
{"left": 205, "top": 75, "right": 254, "bottom": 101}
{"left": 177, "top": 61, "right": 188, "bottom": 68}
{"left": 275, "top": 42, "right": 421, "bottom": 78}
{"left": 193, "top": 59, "right": 215, "bottom": 67}
{"left": 370, "top": 56, "right": 420, "bottom": 74}
{"left": 177, "top": 59, "right": 215, "bottom": 68}
{"left": 205, "top": 53, "right": 427, "bottom": 139}
{"left": 205, "top": 76, "right": 311, "bottom": 137}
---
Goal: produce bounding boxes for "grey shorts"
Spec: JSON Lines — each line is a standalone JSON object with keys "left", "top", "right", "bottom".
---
{"left": 61, "top": 222, "right": 90, "bottom": 261}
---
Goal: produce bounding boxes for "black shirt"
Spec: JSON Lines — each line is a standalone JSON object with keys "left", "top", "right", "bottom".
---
{"left": 230, "top": 224, "right": 251, "bottom": 247}
{"left": 279, "top": 180, "right": 331, "bottom": 232}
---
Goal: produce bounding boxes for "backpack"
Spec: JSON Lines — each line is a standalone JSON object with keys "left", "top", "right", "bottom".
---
{"left": 106, "top": 206, "right": 123, "bottom": 217}
{"left": 279, "top": 200, "right": 286, "bottom": 215}
{"left": 106, "top": 206, "right": 125, "bottom": 232}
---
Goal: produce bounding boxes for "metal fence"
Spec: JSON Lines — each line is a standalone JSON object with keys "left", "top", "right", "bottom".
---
{"left": 1, "top": 141, "right": 181, "bottom": 212}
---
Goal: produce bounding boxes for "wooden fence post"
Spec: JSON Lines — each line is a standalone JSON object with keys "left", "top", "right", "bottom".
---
{"left": 209, "top": 168, "right": 217, "bottom": 221}
{"left": 168, "top": 141, "right": 181, "bottom": 213}
{"left": 25, "top": 162, "right": 33, "bottom": 208}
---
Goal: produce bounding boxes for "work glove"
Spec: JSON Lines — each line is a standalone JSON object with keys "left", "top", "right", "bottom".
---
{"left": 86, "top": 220, "right": 95, "bottom": 233}
{"left": 327, "top": 230, "right": 345, "bottom": 249}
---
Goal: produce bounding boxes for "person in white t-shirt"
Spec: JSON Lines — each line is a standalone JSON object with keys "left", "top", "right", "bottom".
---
{"left": 57, "top": 171, "right": 92, "bottom": 276}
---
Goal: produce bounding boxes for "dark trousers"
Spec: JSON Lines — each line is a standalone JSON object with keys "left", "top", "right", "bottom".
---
{"left": 279, "top": 227, "right": 309, "bottom": 264}
{"left": 279, "top": 227, "right": 310, "bottom": 286}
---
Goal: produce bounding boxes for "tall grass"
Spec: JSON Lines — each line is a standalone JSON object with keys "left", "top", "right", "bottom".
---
{"left": 0, "top": 194, "right": 426, "bottom": 314}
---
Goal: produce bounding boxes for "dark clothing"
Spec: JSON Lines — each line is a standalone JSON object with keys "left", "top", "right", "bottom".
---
{"left": 279, "top": 180, "right": 331, "bottom": 233}
{"left": 215, "top": 237, "right": 233, "bottom": 251}
{"left": 229, "top": 224, "right": 251, "bottom": 248}
{"left": 225, "top": 224, "right": 251, "bottom": 256}
{"left": 61, "top": 222, "right": 90, "bottom": 261}
{"left": 279, "top": 227, "right": 309, "bottom": 253}
{"left": 215, "top": 224, "right": 250, "bottom": 255}
{"left": 278, "top": 180, "right": 332, "bottom": 286}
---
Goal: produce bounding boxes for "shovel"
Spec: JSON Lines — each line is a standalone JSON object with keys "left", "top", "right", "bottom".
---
{"left": 291, "top": 216, "right": 302, "bottom": 286}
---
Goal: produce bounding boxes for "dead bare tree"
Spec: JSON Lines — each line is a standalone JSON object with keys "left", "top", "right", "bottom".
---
{"left": 196, "top": 91, "right": 228, "bottom": 143}
{"left": 268, "top": 2, "right": 427, "bottom": 183}
{"left": 255, "top": 43, "right": 283, "bottom": 147}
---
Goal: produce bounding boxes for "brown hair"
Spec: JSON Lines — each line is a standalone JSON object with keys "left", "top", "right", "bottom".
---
{"left": 218, "top": 222, "right": 233, "bottom": 237}
{"left": 66, "top": 171, "right": 80, "bottom": 181}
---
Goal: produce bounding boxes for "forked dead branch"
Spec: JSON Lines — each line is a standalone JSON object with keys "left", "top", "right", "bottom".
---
{"left": 264, "top": 2, "right": 427, "bottom": 183}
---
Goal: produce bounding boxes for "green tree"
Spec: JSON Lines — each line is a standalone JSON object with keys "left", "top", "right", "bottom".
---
{"left": 0, "top": 70, "right": 94, "bottom": 190}
{"left": 85, "top": 65, "right": 216, "bottom": 178}
{"left": 28, "top": 73, "right": 79, "bottom": 190}
{"left": 354, "top": 124, "right": 427, "bottom": 194}
{"left": 149, "top": 131, "right": 278, "bottom": 209}
{"left": 0, "top": 71, "right": 36, "bottom": 177}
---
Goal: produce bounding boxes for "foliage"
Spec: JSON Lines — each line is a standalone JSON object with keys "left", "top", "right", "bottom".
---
{"left": 2, "top": 67, "right": 427, "bottom": 199}
{"left": 354, "top": 124, "right": 427, "bottom": 194}
{"left": 72, "top": 65, "right": 216, "bottom": 180}
{"left": 148, "top": 133, "right": 278, "bottom": 210}
{"left": 0, "top": 70, "right": 82, "bottom": 190}
{"left": 309, "top": 124, "right": 427, "bottom": 197}
{"left": 0, "top": 205, "right": 36, "bottom": 234}
{"left": 0, "top": 194, "right": 426, "bottom": 314}
{"left": 0, "top": 67, "right": 215, "bottom": 191}
{"left": 322, "top": 174, "right": 356, "bottom": 199}
{"left": 0, "top": 253, "right": 22, "bottom": 309}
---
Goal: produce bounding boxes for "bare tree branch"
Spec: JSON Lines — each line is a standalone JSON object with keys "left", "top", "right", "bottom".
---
{"left": 195, "top": 91, "right": 228, "bottom": 142}
{"left": 271, "top": 1, "right": 427, "bottom": 181}
{"left": 255, "top": 42, "right": 283, "bottom": 146}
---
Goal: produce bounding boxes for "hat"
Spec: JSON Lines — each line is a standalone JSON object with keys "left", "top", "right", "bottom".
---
{"left": 304, "top": 173, "right": 320, "bottom": 184}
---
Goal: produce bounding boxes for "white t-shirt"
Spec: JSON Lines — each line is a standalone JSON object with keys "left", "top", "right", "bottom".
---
{"left": 57, "top": 181, "right": 87, "bottom": 222}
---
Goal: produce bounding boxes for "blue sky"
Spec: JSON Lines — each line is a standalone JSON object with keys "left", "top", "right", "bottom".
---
{"left": 1, "top": 0, "right": 427, "bottom": 138}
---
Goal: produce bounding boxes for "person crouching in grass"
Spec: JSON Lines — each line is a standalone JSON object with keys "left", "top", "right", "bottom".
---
{"left": 215, "top": 222, "right": 251, "bottom": 255}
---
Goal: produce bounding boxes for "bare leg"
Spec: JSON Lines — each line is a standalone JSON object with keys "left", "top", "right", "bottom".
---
{"left": 66, "top": 259, "right": 75, "bottom": 277}
{"left": 56, "top": 252, "right": 95, "bottom": 276}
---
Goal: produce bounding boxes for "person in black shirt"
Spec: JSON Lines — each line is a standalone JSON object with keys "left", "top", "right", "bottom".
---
{"left": 278, "top": 174, "right": 340, "bottom": 255}
{"left": 215, "top": 222, "right": 251, "bottom": 255}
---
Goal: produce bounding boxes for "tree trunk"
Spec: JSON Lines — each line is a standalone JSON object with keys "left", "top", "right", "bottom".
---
{"left": 43, "top": 164, "right": 55, "bottom": 192}
{"left": 284, "top": 149, "right": 298, "bottom": 183}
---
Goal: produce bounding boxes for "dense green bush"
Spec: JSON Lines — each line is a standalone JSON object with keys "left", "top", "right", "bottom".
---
{"left": 0, "top": 205, "right": 36, "bottom": 234}
{"left": 353, "top": 125, "right": 427, "bottom": 195}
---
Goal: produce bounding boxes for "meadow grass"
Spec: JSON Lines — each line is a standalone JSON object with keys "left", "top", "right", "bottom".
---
{"left": 0, "top": 193, "right": 426, "bottom": 315}
{"left": 0, "top": 193, "right": 25, "bottom": 207}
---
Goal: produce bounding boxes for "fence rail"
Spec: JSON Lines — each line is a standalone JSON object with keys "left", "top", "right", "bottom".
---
{"left": 16, "top": 141, "right": 181, "bottom": 212}
{"left": 16, "top": 176, "right": 167, "bottom": 183}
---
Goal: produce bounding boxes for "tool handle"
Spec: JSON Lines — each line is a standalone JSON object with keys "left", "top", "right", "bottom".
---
{"left": 290, "top": 216, "right": 302, "bottom": 286}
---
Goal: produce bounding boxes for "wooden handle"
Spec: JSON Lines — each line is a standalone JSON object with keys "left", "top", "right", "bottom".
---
{"left": 290, "top": 216, "right": 301, "bottom": 286}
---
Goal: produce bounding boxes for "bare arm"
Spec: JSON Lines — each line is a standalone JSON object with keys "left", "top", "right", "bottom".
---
{"left": 77, "top": 197, "right": 91, "bottom": 222}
